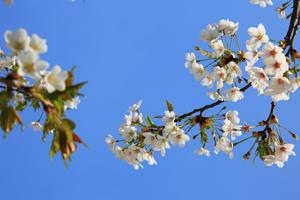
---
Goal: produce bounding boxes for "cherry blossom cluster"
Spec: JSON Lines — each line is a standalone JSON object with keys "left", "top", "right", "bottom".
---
{"left": 185, "top": 19, "right": 245, "bottom": 103}
{"left": 106, "top": 100, "right": 192, "bottom": 170}
{"left": 1, "top": 28, "right": 81, "bottom": 133}
{"left": 245, "top": 23, "right": 298, "bottom": 102}
{"left": 185, "top": 20, "right": 300, "bottom": 103}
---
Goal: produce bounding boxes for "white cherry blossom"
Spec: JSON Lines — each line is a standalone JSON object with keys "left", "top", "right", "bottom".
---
{"left": 250, "top": 0, "right": 273, "bottom": 8}
{"left": 44, "top": 65, "right": 68, "bottom": 93}
{"left": 274, "top": 7, "right": 285, "bottom": 19}
{"left": 275, "top": 143, "right": 296, "bottom": 162}
{"left": 185, "top": 53, "right": 196, "bottom": 68}
{"left": 263, "top": 155, "right": 284, "bottom": 168}
{"left": 143, "top": 132, "right": 157, "bottom": 147}
{"left": 64, "top": 97, "right": 80, "bottom": 110}
{"left": 248, "top": 23, "right": 269, "bottom": 48}
{"left": 169, "top": 129, "right": 190, "bottom": 147}
{"left": 29, "top": 121, "right": 43, "bottom": 132}
{"left": 112, "top": 146, "right": 125, "bottom": 160}
{"left": 122, "top": 126, "right": 137, "bottom": 141}
{"left": 132, "top": 112, "right": 143, "bottom": 123}
{"left": 223, "top": 87, "right": 244, "bottom": 102}
{"left": 245, "top": 40, "right": 259, "bottom": 64}
{"left": 12, "top": 93, "right": 24, "bottom": 104}
{"left": 264, "top": 53, "right": 288, "bottom": 78}
{"left": 289, "top": 77, "right": 300, "bottom": 92}
{"left": 224, "top": 110, "right": 240, "bottom": 125}
{"left": 128, "top": 100, "right": 142, "bottom": 112}
{"left": 145, "top": 153, "right": 157, "bottom": 165}
{"left": 212, "top": 19, "right": 229, "bottom": 31}
{"left": 201, "top": 73, "right": 214, "bottom": 88}
{"left": 29, "top": 34, "right": 48, "bottom": 54}
{"left": 222, "top": 122, "right": 242, "bottom": 140}
{"left": 199, "top": 24, "right": 222, "bottom": 43}
{"left": 206, "top": 91, "right": 224, "bottom": 101}
{"left": 5, "top": 28, "right": 31, "bottom": 53}
{"left": 194, "top": 148, "right": 210, "bottom": 157}
{"left": 128, "top": 145, "right": 147, "bottom": 162}
{"left": 18, "top": 52, "right": 49, "bottom": 80}
{"left": 162, "top": 110, "right": 175, "bottom": 124}
{"left": 258, "top": 42, "right": 283, "bottom": 59}
{"left": 210, "top": 40, "right": 225, "bottom": 57}
{"left": 224, "top": 21, "right": 239, "bottom": 36}
{"left": 211, "top": 66, "right": 227, "bottom": 89}
{"left": 154, "top": 135, "right": 171, "bottom": 157}
{"left": 264, "top": 77, "right": 291, "bottom": 102}
{"left": 214, "top": 137, "right": 234, "bottom": 159}
{"left": 226, "top": 61, "right": 242, "bottom": 84}
{"left": 189, "top": 62, "right": 209, "bottom": 81}
{"left": 105, "top": 134, "right": 116, "bottom": 150}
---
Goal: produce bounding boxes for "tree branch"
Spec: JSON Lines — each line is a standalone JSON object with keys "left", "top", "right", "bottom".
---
{"left": 176, "top": 82, "right": 252, "bottom": 122}
{"left": 284, "top": 0, "right": 299, "bottom": 55}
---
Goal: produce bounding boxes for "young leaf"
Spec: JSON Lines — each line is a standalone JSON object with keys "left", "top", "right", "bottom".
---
{"left": 165, "top": 99, "right": 173, "bottom": 112}
{"left": 16, "top": 101, "right": 27, "bottom": 112}
{"left": 146, "top": 113, "right": 155, "bottom": 127}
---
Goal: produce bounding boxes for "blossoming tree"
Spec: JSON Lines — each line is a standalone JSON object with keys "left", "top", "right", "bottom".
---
{"left": 104, "top": 0, "right": 300, "bottom": 169}
{"left": 1, "top": 0, "right": 300, "bottom": 169}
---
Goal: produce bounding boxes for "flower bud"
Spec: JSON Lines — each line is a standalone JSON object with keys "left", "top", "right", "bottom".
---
{"left": 286, "top": 56, "right": 292, "bottom": 65}
{"left": 193, "top": 134, "right": 199, "bottom": 140}
{"left": 291, "top": 49, "right": 300, "bottom": 62}
{"left": 242, "top": 152, "right": 250, "bottom": 161}
{"left": 238, "top": 77, "right": 243, "bottom": 84}
{"left": 267, "top": 128, "right": 277, "bottom": 137}
{"left": 270, "top": 115, "right": 278, "bottom": 124}
{"left": 258, "top": 121, "right": 267, "bottom": 126}
{"left": 292, "top": 133, "right": 298, "bottom": 140}
{"left": 279, "top": 40, "right": 287, "bottom": 49}
{"left": 193, "top": 46, "right": 200, "bottom": 51}
{"left": 253, "top": 131, "right": 262, "bottom": 138}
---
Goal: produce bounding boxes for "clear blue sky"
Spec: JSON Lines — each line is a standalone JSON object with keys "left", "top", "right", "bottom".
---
{"left": 0, "top": 0, "right": 299, "bottom": 199}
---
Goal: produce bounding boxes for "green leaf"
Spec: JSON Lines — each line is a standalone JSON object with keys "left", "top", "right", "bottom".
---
{"left": 0, "top": 90, "right": 12, "bottom": 102}
{"left": 165, "top": 99, "right": 173, "bottom": 112}
{"left": 146, "top": 113, "right": 155, "bottom": 127}
{"left": 48, "top": 95, "right": 64, "bottom": 118}
{"left": 1, "top": 106, "right": 17, "bottom": 138}
{"left": 259, "top": 146, "right": 267, "bottom": 161}
{"left": 65, "top": 66, "right": 76, "bottom": 87}
{"left": 65, "top": 81, "right": 88, "bottom": 98}
{"left": 200, "top": 130, "right": 207, "bottom": 144}
{"left": 16, "top": 101, "right": 27, "bottom": 112}
{"left": 43, "top": 116, "right": 57, "bottom": 142}
{"left": 30, "top": 99, "right": 41, "bottom": 112}
{"left": 62, "top": 118, "right": 76, "bottom": 143}
{"left": 50, "top": 129, "right": 60, "bottom": 161}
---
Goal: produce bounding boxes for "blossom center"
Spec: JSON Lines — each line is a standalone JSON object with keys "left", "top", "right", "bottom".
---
{"left": 26, "top": 63, "right": 35, "bottom": 71}
{"left": 270, "top": 49, "right": 277, "bottom": 56}
{"left": 48, "top": 75, "right": 58, "bottom": 84}
{"left": 259, "top": 72, "right": 266, "bottom": 79}
{"left": 280, "top": 146, "right": 287, "bottom": 152}
{"left": 277, "top": 78, "right": 284, "bottom": 85}
{"left": 274, "top": 62, "right": 281, "bottom": 69}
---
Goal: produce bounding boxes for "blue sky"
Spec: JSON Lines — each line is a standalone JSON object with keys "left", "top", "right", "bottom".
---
{"left": 0, "top": 0, "right": 299, "bottom": 199}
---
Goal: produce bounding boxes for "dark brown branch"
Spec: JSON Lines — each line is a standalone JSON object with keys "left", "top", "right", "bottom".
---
{"left": 261, "top": 101, "right": 276, "bottom": 140}
{"left": 284, "top": 0, "right": 299, "bottom": 45}
{"left": 287, "top": 15, "right": 300, "bottom": 53}
{"left": 285, "top": 0, "right": 299, "bottom": 56}
{"left": 0, "top": 77, "right": 54, "bottom": 108}
{"left": 176, "top": 82, "right": 252, "bottom": 122}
